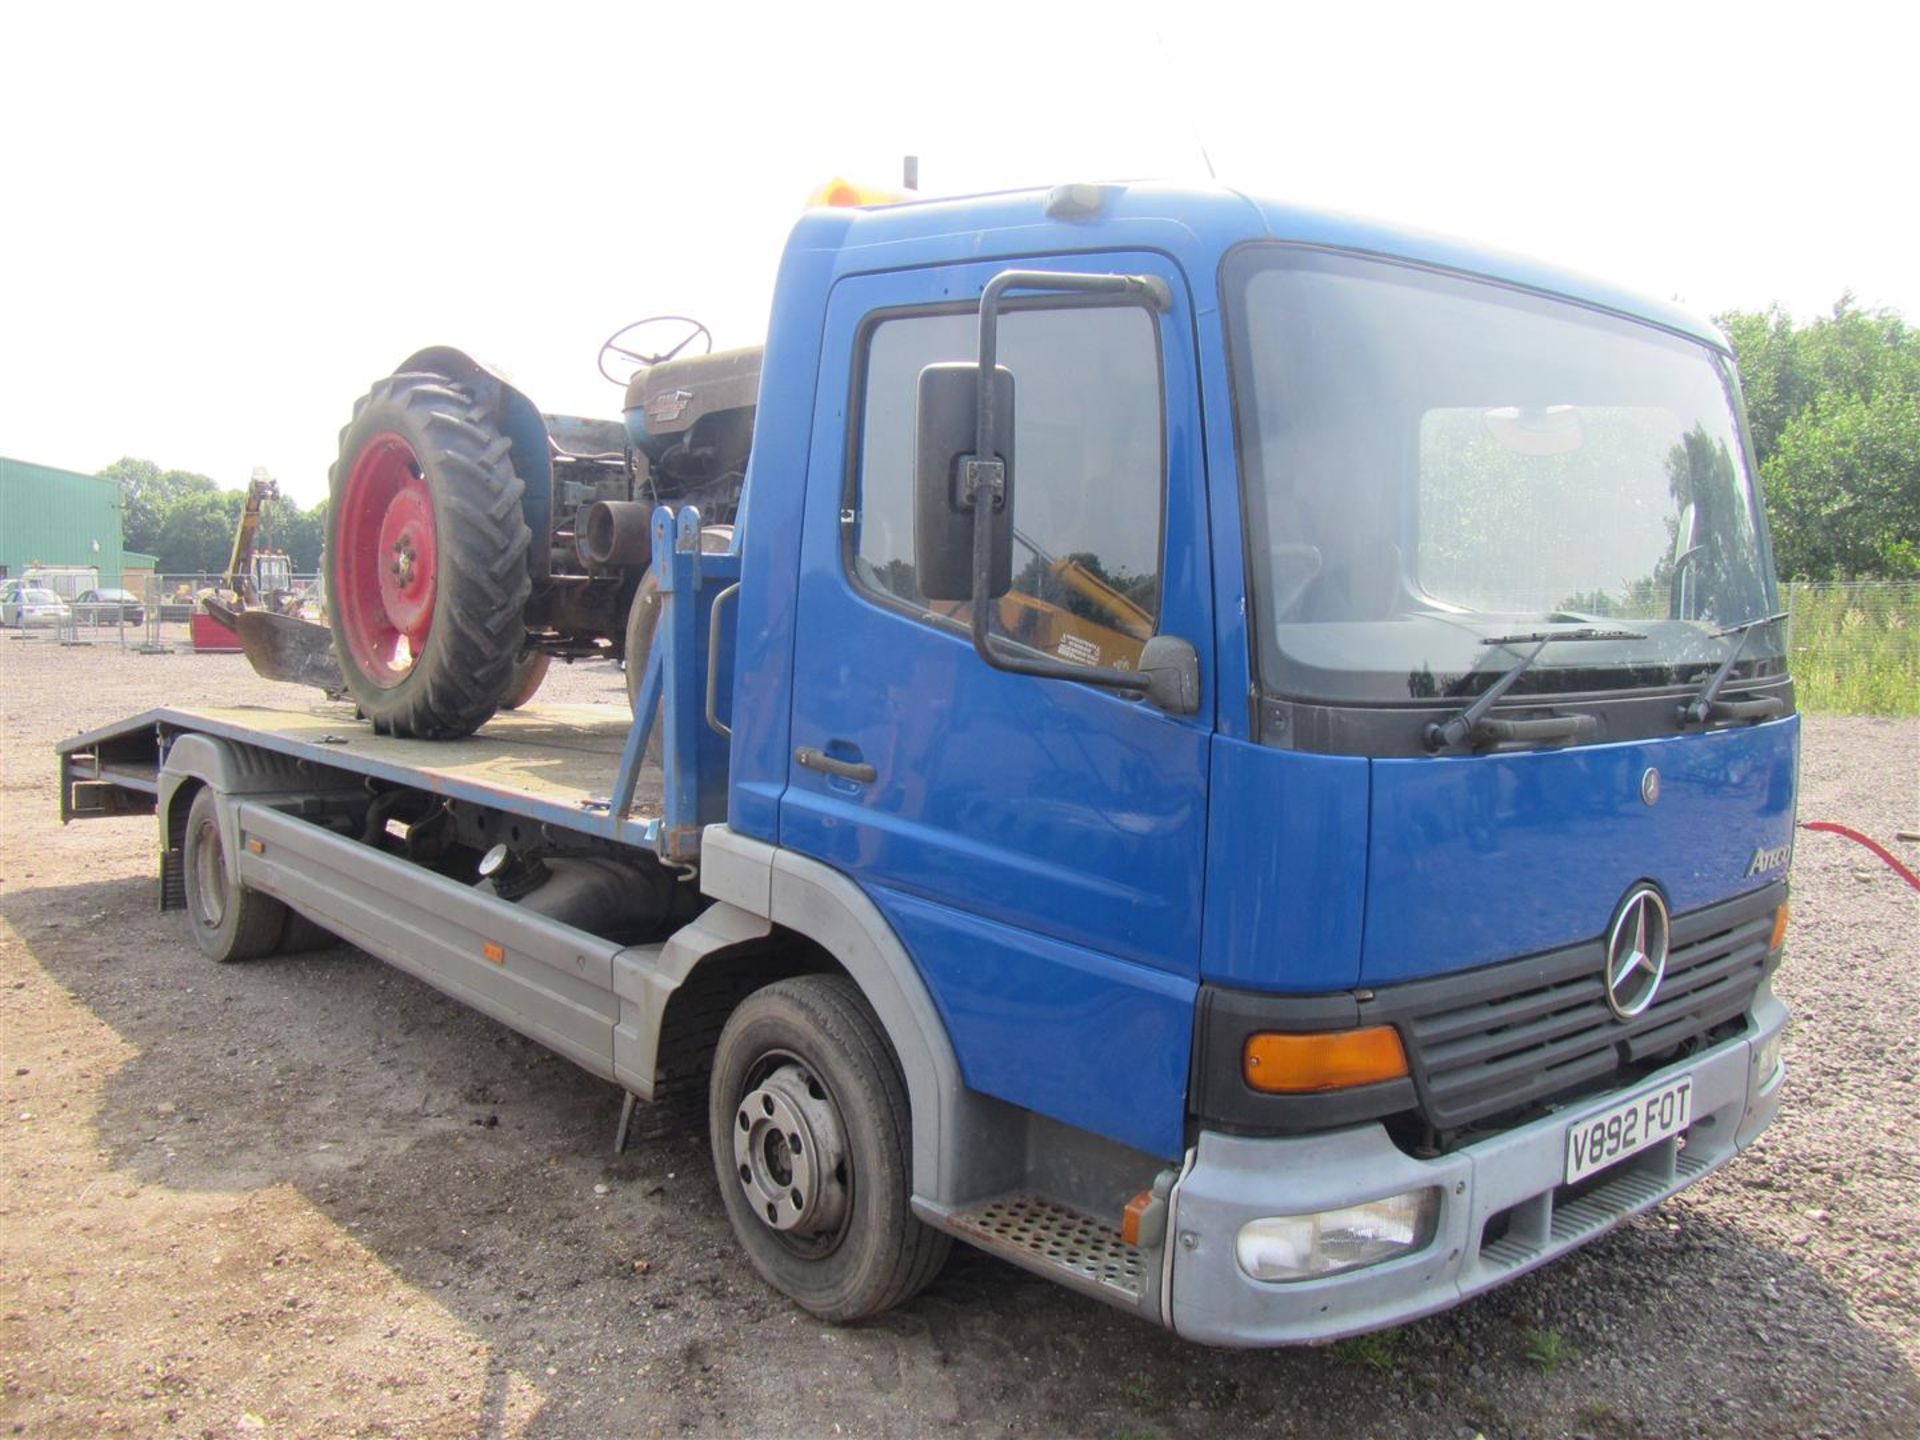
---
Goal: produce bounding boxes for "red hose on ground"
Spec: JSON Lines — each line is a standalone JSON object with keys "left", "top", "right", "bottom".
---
{"left": 1798, "top": 821, "right": 1920, "bottom": 892}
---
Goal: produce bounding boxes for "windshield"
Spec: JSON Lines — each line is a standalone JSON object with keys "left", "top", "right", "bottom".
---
{"left": 1225, "top": 247, "right": 1782, "bottom": 706}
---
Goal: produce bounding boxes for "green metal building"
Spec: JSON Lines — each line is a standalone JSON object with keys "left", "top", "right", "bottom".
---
{"left": 0, "top": 456, "right": 125, "bottom": 583}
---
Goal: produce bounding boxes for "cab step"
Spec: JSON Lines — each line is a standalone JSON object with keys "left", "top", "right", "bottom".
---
{"left": 947, "top": 1194, "right": 1146, "bottom": 1304}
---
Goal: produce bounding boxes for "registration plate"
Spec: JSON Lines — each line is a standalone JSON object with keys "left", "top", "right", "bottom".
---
{"left": 1564, "top": 1077, "right": 1692, "bottom": 1184}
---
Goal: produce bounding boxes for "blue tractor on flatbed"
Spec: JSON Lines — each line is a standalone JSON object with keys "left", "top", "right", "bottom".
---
{"left": 60, "top": 181, "right": 1797, "bottom": 1344}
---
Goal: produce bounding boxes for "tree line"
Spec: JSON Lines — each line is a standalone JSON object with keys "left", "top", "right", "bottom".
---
{"left": 96, "top": 458, "right": 326, "bottom": 577}
{"left": 1717, "top": 296, "right": 1918, "bottom": 579}
{"left": 97, "top": 295, "right": 1917, "bottom": 582}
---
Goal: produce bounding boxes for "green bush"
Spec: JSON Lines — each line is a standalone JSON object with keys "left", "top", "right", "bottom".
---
{"left": 1786, "top": 583, "right": 1919, "bottom": 715}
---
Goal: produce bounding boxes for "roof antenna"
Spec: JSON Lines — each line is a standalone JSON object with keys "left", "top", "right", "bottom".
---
{"left": 1153, "top": 28, "right": 1216, "bottom": 181}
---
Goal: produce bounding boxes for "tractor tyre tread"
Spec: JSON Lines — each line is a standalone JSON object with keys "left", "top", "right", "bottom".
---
{"left": 327, "top": 373, "right": 533, "bottom": 739}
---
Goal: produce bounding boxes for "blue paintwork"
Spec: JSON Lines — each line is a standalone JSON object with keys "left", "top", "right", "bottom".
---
{"left": 771, "top": 252, "right": 1214, "bottom": 1158}
{"left": 727, "top": 219, "right": 853, "bottom": 843}
{"left": 1201, "top": 738, "right": 1372, "bottom": 992}
{"left": 1362, "top": 717, "right": 1800, "bottom": 983}
{"left": 872, "top": 883, "right": 1197, "bottom": 1158}
{"left": 695, "top": 182, "right": 1792, "bottom": 1154}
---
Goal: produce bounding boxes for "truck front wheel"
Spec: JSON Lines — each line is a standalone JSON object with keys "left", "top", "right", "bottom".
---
{"left": 182, "top": 788, "right": 288, "bottom": 963}
{"left": 708, "top": 975, "right": 949, "bottom": 1322}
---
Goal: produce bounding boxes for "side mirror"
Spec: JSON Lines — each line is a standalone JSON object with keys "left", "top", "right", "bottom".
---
{"left": 1669, "top": 501, "right": 1701, "bottom": 620}
{"left": 1137, "top": 634, "right": 1201, "bottom": 716}
{"left": 914, "top": 362, "right": 1014, "bottom": 602}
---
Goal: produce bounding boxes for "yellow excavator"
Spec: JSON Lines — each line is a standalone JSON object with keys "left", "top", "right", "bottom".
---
{"left": 203, "top": 470, "right": 345, "bottom": 693}
{"left": 934, "top": 530, "right": 1158, "bottom": 673}
{"left": 217, "top": 471, "right": 303, "bottom": 611}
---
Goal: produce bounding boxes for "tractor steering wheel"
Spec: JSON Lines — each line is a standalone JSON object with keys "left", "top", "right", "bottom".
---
{"left": 597, "top": 316, "right": 713, "bottom": 385}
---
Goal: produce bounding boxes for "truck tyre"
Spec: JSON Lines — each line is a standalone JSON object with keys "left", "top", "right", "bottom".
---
{"left": 500, "top": 648, "right": 551, "bottom": 711}
{"left": 328, "top": 372, "right": 533, "bottom": 738}
{"left": 278, "top": 910, "right": 338, "bottom": 954}
{"left": 183, "top": 788, "right": 288, "bottom": 963}
{"left": 708, "top": 974, "right": 950, "bottom": 1322}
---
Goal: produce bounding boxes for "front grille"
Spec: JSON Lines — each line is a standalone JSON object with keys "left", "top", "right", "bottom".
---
{"left": 1385, "top": 885, "right": 1780, "bottom": 1131}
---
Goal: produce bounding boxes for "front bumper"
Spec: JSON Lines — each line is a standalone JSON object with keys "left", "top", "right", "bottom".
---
{"left": 1166, "top": 986, "right": 1787, "bottom": 1346}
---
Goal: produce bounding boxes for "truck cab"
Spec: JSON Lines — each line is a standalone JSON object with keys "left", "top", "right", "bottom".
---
{"left": 714, "top": 181, "right": 1794, "bottom": 1342}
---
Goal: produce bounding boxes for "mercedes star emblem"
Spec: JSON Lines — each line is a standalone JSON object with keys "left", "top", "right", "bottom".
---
{"left": 1604, "top": 885, "right": 1671, "bottom": 1020}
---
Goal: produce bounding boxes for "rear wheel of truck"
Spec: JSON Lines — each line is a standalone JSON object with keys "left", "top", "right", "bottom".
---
{"left": 708, "top": 975, "right": 950, "bottom": 1322}
{"left": 183, "top": 788, "right": 288, "bottom": 963}
{"left": 328, "top": 372, "right": 533, "bottom": 738}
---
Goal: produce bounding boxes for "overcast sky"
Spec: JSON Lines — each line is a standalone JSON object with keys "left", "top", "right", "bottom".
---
{"left": 3, "top": 1, "right": 1913, "bottom": 507}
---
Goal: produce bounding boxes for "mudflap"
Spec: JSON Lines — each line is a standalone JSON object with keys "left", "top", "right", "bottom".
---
{"left": 235, "top": 609, "right": 348, "bottom": 696}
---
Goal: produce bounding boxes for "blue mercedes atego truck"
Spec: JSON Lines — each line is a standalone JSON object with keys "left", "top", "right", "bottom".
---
{"left": 59, "top": 182, "right": 1795, "bottom": 1345}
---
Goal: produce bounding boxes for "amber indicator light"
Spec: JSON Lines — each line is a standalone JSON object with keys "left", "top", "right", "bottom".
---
{"left": 1243, "top": 1026, "right": 1409, "bottom": 1094}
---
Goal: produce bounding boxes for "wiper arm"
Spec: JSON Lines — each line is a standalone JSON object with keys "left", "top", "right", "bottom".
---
{"left": 1425, "top": 627, "right": 1647, "bottom": 753}
{"left": 1678, "top": 610, "right": 1790, "bottom": 725}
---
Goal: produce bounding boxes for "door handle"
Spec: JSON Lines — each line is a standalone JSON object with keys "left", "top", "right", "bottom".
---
{"left": 706, "top": 582, "right": 742, "bottom": 738}
{"left": 794, "top": 747, "right": 877, "bottom": 784}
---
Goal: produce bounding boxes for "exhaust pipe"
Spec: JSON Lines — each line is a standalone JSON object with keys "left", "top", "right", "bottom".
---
{"left": 581, "top": 501, "right": 653, "bottom": 567}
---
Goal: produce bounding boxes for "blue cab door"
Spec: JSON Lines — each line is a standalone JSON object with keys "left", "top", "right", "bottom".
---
{"left": 780, "top": 254, "right": 1213, "bottom": 1159}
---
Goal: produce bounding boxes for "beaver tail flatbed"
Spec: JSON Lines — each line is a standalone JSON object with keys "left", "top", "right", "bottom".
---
{"left": 60, "top": 700, "right": 666, "bottom": 843}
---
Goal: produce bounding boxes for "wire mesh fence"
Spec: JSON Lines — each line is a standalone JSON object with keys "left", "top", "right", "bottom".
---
{"left": 4, "top": 571, "right": 322, "bottom": 656}
{"left": 1784, "top": 580, "right": 1920, "bottom": 715}
{"left": 1, "top": 567, "right": 149, "bottom": 650}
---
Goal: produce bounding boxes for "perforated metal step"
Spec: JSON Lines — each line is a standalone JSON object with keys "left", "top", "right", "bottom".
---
{"left": 948, "top": 1195, "right": 1145, "bottom": 1303}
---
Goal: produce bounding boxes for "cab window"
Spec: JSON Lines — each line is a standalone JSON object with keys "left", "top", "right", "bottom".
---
{"left": 850, "top": 304, "right": 1165, "bottom": 671}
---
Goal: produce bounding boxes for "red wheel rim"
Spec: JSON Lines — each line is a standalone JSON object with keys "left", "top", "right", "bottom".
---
{"left": 337, "top": 433, "right": 438, "bottom": 686}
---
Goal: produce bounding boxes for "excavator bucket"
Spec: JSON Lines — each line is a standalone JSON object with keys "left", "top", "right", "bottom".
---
{"left": 234, "top": 609, "right": 347, "bottom": 697}
{"left": 200, "top": 594, "right": 243, "bottom": 632}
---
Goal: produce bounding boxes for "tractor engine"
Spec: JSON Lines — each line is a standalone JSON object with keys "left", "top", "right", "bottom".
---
{"left": 529, "top": 345, "right": 762, "bottom": 659}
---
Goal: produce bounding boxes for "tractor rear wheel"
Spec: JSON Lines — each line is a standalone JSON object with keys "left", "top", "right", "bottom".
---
{"left": 328, "top": 372, "right": 533, "bottom": 738}
{"left": 500, "top": 648, "right": 551, "bottom": 710}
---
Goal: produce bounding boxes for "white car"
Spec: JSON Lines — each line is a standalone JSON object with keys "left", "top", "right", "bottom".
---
{"left": 2, "top": 587, "right": 72, "bottom": 628}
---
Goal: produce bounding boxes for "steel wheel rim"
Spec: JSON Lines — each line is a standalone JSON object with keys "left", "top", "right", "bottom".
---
{"left": 732, "top": 1050, "right": 852, "bottom": 1258}
{"left": 337, "top": 433, "right": 438, "bottom": 686}
{"left": 191, "top": 818, "right": 228, "bottom": 929}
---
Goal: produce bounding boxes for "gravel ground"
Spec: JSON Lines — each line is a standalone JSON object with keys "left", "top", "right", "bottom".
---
{"left": 1, "top": 634, "right": 1916, "bottom": 1439}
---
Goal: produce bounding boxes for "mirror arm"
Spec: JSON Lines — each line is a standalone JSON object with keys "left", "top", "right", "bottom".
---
{"left": 961, "top": 269, "right": 1182, "bottom": 706}
{"left": 974, "top": 269, "right": 1171, "bottom": 465}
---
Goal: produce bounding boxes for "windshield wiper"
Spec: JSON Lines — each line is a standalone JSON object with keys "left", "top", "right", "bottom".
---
{"left": 1425, "top": 627, "right": 1647, "bottom": 753}
{"left": 1677, "top": 611, "right": 1790, "bottom": 726}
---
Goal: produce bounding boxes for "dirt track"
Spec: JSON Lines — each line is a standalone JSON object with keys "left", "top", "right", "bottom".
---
{"left": 2, "top": 635, "right": 1917, "bottom": 1438}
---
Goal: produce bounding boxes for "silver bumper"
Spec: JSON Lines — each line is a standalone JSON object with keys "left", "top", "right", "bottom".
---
{"left": 1166, "top": 989, "right": 1788, "bottom": 1347}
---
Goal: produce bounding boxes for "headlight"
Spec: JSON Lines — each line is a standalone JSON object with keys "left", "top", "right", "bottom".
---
{"left": 1755, "top": 1030, "right": 1784, "bottom": 1085}
{"left": 1235, "top": 1188, "right": 1440, "bottom": 1282}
